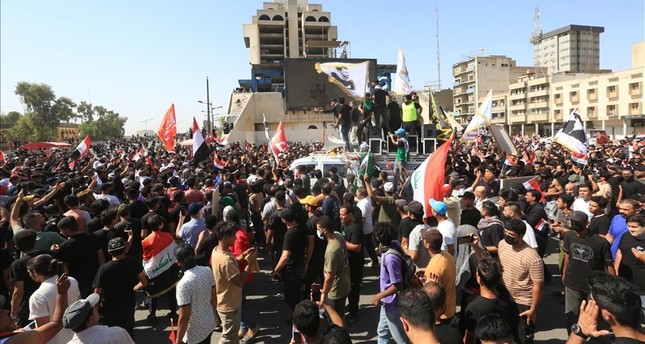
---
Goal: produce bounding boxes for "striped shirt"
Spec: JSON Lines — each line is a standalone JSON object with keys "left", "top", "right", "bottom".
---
{"left": 498, "top": 241, "right": 544, "bottom": 306}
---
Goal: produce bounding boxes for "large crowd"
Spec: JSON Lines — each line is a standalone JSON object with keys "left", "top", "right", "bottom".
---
{"left": 0, "top": 117, "right": 644, "bottom": 344}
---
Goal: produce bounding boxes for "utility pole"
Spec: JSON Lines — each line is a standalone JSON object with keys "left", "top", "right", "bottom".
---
{"left": 206, "top": 77, "right": 211, "bottom": 134}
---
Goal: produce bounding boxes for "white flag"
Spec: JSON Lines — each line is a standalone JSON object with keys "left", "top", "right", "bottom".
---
{"left": 315, "top": 61, "right": 369, "bottom": 98}
{"left": 394, "top": 49, "right": 412, "bottom": 94}
{"left": 462, "top": 89, "right": 493, "bottom": 142}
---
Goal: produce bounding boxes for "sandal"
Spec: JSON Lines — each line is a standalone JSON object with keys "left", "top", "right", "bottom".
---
{"left": 241, "top": 326, "right": 261, "bottom": 343}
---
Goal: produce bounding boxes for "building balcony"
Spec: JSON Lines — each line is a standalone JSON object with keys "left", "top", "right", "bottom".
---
{"left": 509, "top": 114, "right": 526, "bottom": 123}
{"left": 491, "top": 117, "right": 506, "bottom": 124}
{"left": 509, "top": 92, "right": 526, "bottom": 101}
{"left": 466, "top": 88, "right": 474, "bottom": 94}
{"left": 553, "top": 113, "right": 564, "bottom": 122}
{"left": 530, "top": 89, "right": 549, "bottom": 97}
{"left": 528, "top": 113, "right": 549, "bottom": 122}
{"left": 509, "top": 104, "right": 526, "bottom": 111}
{"left": 492, "top": 105, "right": 506, "bottom": 112}
{"left": 529, "top": 101, "right": 549, "bottom": 109}
{"left": 453, "top": 80, "right": 460, "bottom": 87}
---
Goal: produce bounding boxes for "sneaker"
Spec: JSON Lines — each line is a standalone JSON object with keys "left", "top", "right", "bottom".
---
{"left": 276, "top": 293, "right": 285, "bottom": 300}
{"left": 146, "top": 314, "right": 158, "bottom": 326}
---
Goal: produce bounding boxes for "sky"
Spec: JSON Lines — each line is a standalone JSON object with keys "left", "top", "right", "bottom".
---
{"left": 1, "top": 1, "right": 643, "bottom": 135}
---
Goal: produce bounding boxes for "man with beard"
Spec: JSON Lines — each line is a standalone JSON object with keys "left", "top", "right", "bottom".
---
{"left": 615, "top": 213, "right": 645, "bottom": 313}
{"left": 561, "top": 211, "right": 614, "bottom": 332}
{"left": 607, "top": 199, "right": 639, "bottom": 259}
{"left": 619, "top": 166, "right": 645, "bottom": 201}
{"left": 300, "top": 195, "right": 326, "bottom": 300}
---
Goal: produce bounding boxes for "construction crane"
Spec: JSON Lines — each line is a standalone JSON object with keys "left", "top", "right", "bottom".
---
{"left": 338, "top": 41, "right": 350, "bottom": 59}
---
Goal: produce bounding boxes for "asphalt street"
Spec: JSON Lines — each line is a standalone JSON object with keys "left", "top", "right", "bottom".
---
{"left": 133, "top": 236, "right": 569, "bottom": 343}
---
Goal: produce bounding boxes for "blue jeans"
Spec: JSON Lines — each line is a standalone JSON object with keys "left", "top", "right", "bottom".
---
{"left": 340, "top": 124, "right": 351, "bottom": 151}
{"left": 377, "top": 305, "right": 410, "bottom": 344}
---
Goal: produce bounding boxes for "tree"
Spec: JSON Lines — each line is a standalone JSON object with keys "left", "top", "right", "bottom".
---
{"left": 14, "top": 82, "right": 77, "bottom": 141}
{"left": 0, "top": 111, "right": 22, "bottom": 123}
{"left": 78, "top": 102, "right": 127, "bottom": 141}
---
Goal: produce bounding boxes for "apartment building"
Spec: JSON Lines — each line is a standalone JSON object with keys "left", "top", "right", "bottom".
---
{"left": 532, "top": 25, "right": 604, "bottom": 75}
{"left": 452, "top": 55, "right": 534, "bottom": 125}
{"left": 242, "top": 0, "right": 338, "bottom": 91}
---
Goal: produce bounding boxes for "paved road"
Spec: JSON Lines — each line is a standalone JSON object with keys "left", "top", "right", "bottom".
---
{"left": 133, "top": 236, "right": 568, "bottom": 343}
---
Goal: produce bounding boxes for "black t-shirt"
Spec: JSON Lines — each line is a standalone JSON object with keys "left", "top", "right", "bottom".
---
{"left": 269, "top": 209, "right": 287, "bottom": 253}
{"left": 460, "top": 208, "right": 482, "bottom": 228}
{"left": 620, "top": 179, "right": 645, "bottom": 200}
{"left": 618, "top": 234, "right": 645, "bottom": 294}
{"left": 342, "top": 222, "right": 364, "bottom": 267}
{"left": 562, "top": 232, "right": 613, "bottom": 292}
{"left": 373, "top": 88, "right": 387, "bottom": 108}
{"left": 282, "top": 225, "right": 306, "bottom": 270}
{"left": 113, "top": 219, "right": 143, "bottom": 259}
{"left": 306, "top": 213, "right": 326, "bottom": 266}
{"left": 435, "top": 323, "right": 462, "bottom": 344}
{"left": 338, "top": 104, "right": 352, "bottom": 126}
{"left": 195, "top": 232, "right": 218, "bottom": 267}
{"left": 461, "top": 286, "right": 520, "bottom": 343}
{"left": 86, "top": 217, "right": 103, "bottom": 234}
{"left": 480, "top": 223, "right": 505, "bottom": 256}
{"left": 612, "top": 338, "right": 645, "bottom": 343}
{"left": 58, "top": 233, "right": 101, "bottom": 297}
{"left": 128, "top": 200, "right": 149, "bottom": 220}
{"left": 350, "top": 107, "right": 361, "bottom": 124}
{"left": 398, "top": 217, "right": 420, "bottom": 241}
{"left": 588, "top": 214, "right": 611, "bottom": 235}
{"left": 93, "top": 228, "right": 125, "bottom": 261}
{"left": 0, "top": 248, "right": 13, "bottom": 308}
{"left": 92, "top": 256, "right": 143, "bottom": 314}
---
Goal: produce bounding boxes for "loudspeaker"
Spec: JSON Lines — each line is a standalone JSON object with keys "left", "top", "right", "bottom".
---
{"left": 407, "top": 135, "right": 419, "bottom": 155}
{"left": 421, "top": 124, "right": 437, "bottom": 139}
{"left": 366, "top": 125, "right": 382, "bottom": 140}
{"left": 423, "top": 138, "right": 437, "bottom": 154}
{"left": 369, "top": 138, "right": 384, "bottom": 155}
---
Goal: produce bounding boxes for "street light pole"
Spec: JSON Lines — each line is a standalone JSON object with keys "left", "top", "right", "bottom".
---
{"left": 141, "top": 118, "right": 153, "bottom": 131}
{"left": 206, "top": 77, "right": 211, "bottom": 134}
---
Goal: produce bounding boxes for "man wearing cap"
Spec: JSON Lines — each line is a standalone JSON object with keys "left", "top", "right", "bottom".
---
{"left": 365, "top": 175, "right": 399, "bottom": 229}
{"left": 174, "top": 243, "right": 218, "bottom": 344}
{"left": 561, "top": 210, "right": 614, "bottom": 332}
{"left": 300, "top": 195, "right": 326, "bottom": 300}
{"left": 92, "top": 237, "right": 147, "bottom": 338}
{"left": 63, "top": 293, "right": 134, "bottom": 344}
{"left": 176, "top": 203, "right": 206, "bottom": 249}
{"left": 389, "top": 128, "right": 410, "bottom": 180}
{"left": 429, "top": 199, "right": 457, "bottom": 256}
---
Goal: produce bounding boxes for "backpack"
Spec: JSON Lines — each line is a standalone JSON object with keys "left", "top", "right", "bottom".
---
{"left": 384, "top": 246, "right": 420, "bottom": 289}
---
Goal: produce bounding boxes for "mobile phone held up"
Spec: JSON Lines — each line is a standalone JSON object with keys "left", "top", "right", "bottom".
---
{"left": 56, "top": 261, "right": 64, "bottom": 276}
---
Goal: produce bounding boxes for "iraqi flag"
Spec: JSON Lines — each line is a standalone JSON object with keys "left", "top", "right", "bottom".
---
{"left": 554, "top": 109, "right": 588, "bottom": 165}
{"left": 70, "top": 135, "right": 91, "bottom": 160}
{"left": 411, "top": 133, "right": 455, "bottom": 217}
{"left": 192, "top": 117, "right": 211, "bottom": 164}
{"left": 213, "top": 152, "right": 226, "bottom": 170}
{"left": 523, "top": 177, "right": 546, "bottom": 203}
{"left": 142, "top": 232, "right": 179, "bottom": 297}
{"left": 271, "top": 121, "right": 288, "bottom": 162}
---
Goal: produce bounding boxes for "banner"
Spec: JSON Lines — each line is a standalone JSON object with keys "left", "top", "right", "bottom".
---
{"left": 157, "top": 103, "right": 177, "bottom": 152}
{"left": 394, "top": 49, "right": 412, "bottom": 95}
{"left": 315, "top": 61, "right": 369, "bottom": 98}
{"left": 70, "top": 135, "right": 91, "bottom": 160}
{"left": 429, "top": 90, "right": 454, "bottom": 140}
{"left": 271, "top": 121, "right": 288, "bottom": 160}
{"left": 192, "top": 117, "right": 211, "bottom": 164}
{"left": 553, "top": 109, "right": 587, "bottom": 165}
{"left": 462, "top": 89, "right": 493, "bottom": 142}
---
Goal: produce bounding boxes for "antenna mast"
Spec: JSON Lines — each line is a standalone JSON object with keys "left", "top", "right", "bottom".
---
{"left": 435, "top": 2, "right": 441, "bottom": 90}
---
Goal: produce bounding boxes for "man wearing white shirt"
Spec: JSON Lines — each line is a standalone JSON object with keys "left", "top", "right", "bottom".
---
{"left": 571, "top": 182, "right": 593, "bottom": 221}
{"left": 502, "top": 202, "right": 539, "bottom": 250}
{"left": 356, "top": 187, "right": 378, "bottom": 267}
{"left": 429, "top": 199, "right": 457, "bottom": 256}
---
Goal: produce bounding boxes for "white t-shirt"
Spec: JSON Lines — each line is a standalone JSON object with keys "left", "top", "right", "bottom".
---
{"left": 437, "top": 219, "right": 457, "bottom": 255}
{"left": 522, "top": 220, "right": 539, "bottom": 249}
{"left": 408, "top": 224, "right": 431, "bottom": 268}
{"left": 572, "top": 198, "right": 593, "bottom": 221}
{"left": 176, "top": 265, "right": 217, "bottom": 344}
{"left": 356, "top": 197, "right": 373, "bottom": 234}
{"left": 68, "top": 325, "right": 135, "bottom": 344}
{"left": 29, "top": 275, "right": 81, "bottom": 344}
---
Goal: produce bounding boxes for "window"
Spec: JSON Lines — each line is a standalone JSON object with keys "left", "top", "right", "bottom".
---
{"left": 630, "top": 82, "right": 642, "bottom": 95}
{"left": 607, "top": 85, "right": 618, "bottom": 98}
{"left": 607, "top": 105, "right": 617, "bottom": 117}
{"left": 587, "top": 88, "right": 597, "bottom": 101}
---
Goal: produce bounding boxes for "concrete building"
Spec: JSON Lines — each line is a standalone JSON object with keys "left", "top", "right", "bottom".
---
{"left": 452, "top": 55, "right": 535, "bottom": 125}
{"left": 532, "top": 24, "right": 604, "bottom": 75}
{"left": 478, "top": 43, "right": 644, "bottom": 139}
{"left": 242, "top": 0, "right": 338, "bottom": 92}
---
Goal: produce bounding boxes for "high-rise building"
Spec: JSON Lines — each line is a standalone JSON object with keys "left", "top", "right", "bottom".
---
{"left": 242, "top": 0, "right": 338, "bottom": 92}
{"left": 452, "top": 55, "right": 534, "bottom": 124}
{"left": 532, "top": 25, "right": 604, "bottom": 75}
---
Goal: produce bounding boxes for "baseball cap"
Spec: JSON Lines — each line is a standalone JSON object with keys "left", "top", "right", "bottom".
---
{"left": 63, "top": 293, "right": 101, "bottom": 330}
{"left": 187, "top": 202, "right": 203, "bottom": 215}
{"left": 394, "top": 128, "right": 406, "bottom": 136}
{"left": 384, "top": 182, "right": 394, "bottom": 193}
{"left": 299, "top": 195, "right": 319, "bottom": 207}
{"left": 442, "top": 184, "right": 452, "bottom": 196}
{"left": 107, "top": 237, "right": 126, "bottom": 253}
{"left": 395, "top": 199, "right": 408, "bottom": 211}
{"left": 429, "top": 198, "right": 447, "bottom": 215}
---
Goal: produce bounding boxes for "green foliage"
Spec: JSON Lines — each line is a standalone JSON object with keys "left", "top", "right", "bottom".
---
{"left": 7, "top": 82, "right": 127, "bottom": 142}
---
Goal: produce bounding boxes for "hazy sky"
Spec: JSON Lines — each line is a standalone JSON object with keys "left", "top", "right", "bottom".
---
{"left": 1, "top": 1, "right": 643, "bottom": 135}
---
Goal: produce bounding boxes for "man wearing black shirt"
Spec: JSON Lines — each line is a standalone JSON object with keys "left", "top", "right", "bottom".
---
{"left": 57, "top": 216, "right": 104, "bottom": 298}
{"left": 461, "top": 258, "right": 520, "bottom": 344}
{"left": 424, "top": 282, "right": 463, "bottom": 344}
{"left": 478, "top": 201, "right": 505, "bottom": 258}
{"left": 125, "top": 188, "right": 148, "bottom": 220}
{"left": 93, "top": 237, "right": 147, "bottom": 338}
{"left": 588, "top": 196, "right": 611, "bottom": 237}
{"left": 271, "top": 208, "right": 306, "bottom": 311}
{"left": 524, "top": 190, "right": 549, "bottom": 257}
{"left": 113, "top": 204, "right": 144, "bottom": 260}
{"left": 620, "top": 166, "right": 645, "bottom": 200}
{"left": 340, "top": 205, "right": 363, "bottom": 323}
{"left": 460, "top": 192, "right": 482, "bottom": 228}
{"left": 333, "top": 97, "right": 352, "bottom": 152}
{"left": 300, "top": 196, "right": 325, "bottom": 299}
{"left": 615, "top": 214, "right": 645, "bottom": 307}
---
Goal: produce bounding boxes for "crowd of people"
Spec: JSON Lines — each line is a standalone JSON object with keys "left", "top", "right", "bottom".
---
{"left": 0, "top": 125, "right": 644, "bottom": 344}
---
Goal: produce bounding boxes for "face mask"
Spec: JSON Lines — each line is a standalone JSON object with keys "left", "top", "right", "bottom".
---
{"left": 317, "top": 230, "right": 325, "bottom": 240}
{"left": 504, "top": 235, "right": 517, "bottom": 245}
